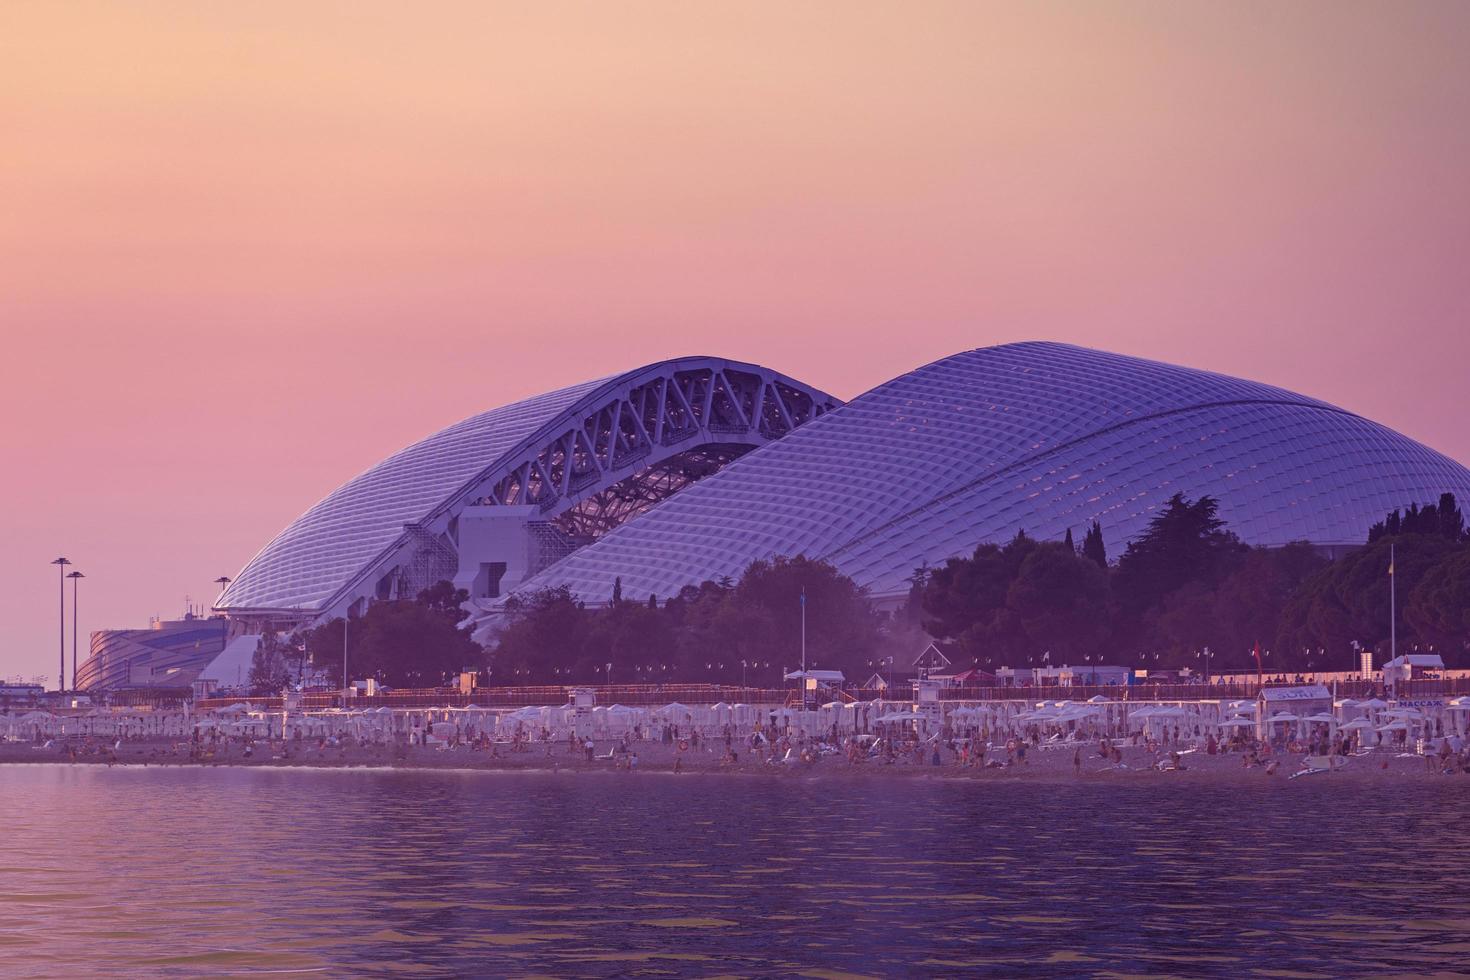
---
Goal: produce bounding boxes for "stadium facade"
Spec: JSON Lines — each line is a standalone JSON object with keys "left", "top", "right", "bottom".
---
{"left": 77, "top": 615, "right": 228, "bottom": 692}
{"left": 214, "top": 342, "right": 1470, "bottom": 641}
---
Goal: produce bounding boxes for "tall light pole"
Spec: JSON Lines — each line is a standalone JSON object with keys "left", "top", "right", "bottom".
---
{"left": 799, "top": 587, "right": 807, "bottom": 709}
{"left": 214, "top": 576, "right": 231, "bottom": 610}
{"left": 67, "top": 571, "right": 85, "bottom": 691}
{"left": 51, "top": 557, "right": 70, "bottom": 692}
{"left": 342, "top": 615, "right": 349, "bottom": 710}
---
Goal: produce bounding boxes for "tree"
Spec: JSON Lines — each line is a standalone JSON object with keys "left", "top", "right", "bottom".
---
{"left": 1113, "top": 494, "right": 1244, "bottom": 619}
{"left": 1369, "top": 493, "right": 1469, "bottom": 543}
{"left": 921, "top": 532, "right": 1110, "bottom": 666}
{"left": 1208, "top": 543, "right": 1327, "bottom": 668}
{"left": 920, "top": 532, "right": 1036, "bottom": 657}
{"left": 611, "top": 577, "right": 623, "bottom": 606}
{"left": 1063, "top": 527, "right": 1075, "bottom": 553}
{"left": 902, "top": 564, "right": 930, "bottom": 627}
{"left": 730, "top": 555, "right": 881, "bottom": 677}
{"left": 1276, "top": 535, "right": 1458, "bottom": 661}
{"left": 1005, "top": 543, "right": 1110, "bottom": 661}
{"left": 1405, "top": 549, "right": 1470, "bottom": 666}
{"left": 488, "top": 557, "right": 882, "bottom": 684}
{"left": 300, "top": 581, "right": 484, "bottom": 688}
{"left": 493, "top": 586, "right": 592, "bottom": 683}
{"left": 1082, "top": 521, "right": 1107, "bottom": 569}
{"left": 247, "top": 631, "right": 289, "bottom": 694}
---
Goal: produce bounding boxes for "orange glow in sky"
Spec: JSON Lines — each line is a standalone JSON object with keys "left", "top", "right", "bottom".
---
{"left": 3, "top": 2, "right": 1469, "bottom": 680}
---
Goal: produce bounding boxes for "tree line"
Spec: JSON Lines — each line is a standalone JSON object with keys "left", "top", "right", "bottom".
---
{"left": 916, "top": 492, "right": 1470, "bottom": 674}
{"left": 249, "top": 492, "right": 1470, "bottom": 693}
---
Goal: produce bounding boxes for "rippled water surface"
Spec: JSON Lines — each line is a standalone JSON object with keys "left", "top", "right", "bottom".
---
{"left": 2, "top": 766, "right": 1468, "bottom": 978}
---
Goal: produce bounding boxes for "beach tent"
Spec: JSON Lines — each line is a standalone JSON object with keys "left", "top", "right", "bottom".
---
{"left": 875, "top": 711, "right": 925, "bottom": 723}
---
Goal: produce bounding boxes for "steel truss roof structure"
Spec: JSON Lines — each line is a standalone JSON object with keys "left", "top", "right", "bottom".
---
{"left": 216, "top": 358, "right": 838, "bottom": 619}
{"left": 508, "top": 342, "right": 1470, "bottom": 609}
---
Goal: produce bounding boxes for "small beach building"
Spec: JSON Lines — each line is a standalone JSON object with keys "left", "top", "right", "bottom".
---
{"left": 1382, "top": 654, "right": 1445, "bottom": 692}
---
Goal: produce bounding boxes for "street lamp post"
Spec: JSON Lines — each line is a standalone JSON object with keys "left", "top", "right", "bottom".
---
{"left": 67, "top": 571, "right": 85, "bottom": 691}
{"left": 51, "top": 557, "right": 70, "bottom": 692}
{"left": 799, "top": 588, "right": 807, "bottom": 709}
{"left": 342, "top": 615, "right": 349, "bottom": 710}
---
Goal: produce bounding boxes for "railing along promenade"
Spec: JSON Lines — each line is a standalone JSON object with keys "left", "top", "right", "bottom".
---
{"left": 194, "top": 676, "right": 1470, "bottom": 713}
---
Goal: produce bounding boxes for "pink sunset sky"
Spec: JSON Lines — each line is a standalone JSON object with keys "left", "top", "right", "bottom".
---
{"left": 2, "top": 3, "right": 1468, "bottom": 683}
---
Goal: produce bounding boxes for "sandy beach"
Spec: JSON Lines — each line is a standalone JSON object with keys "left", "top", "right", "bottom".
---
{"left": 3, "top": 736, "right": 1463, "bottom": 785}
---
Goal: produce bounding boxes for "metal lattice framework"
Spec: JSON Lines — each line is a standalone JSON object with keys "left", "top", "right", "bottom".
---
{"left": 216, "top": 357, "right": 837, "bottom": 622}
{"left": 477, "top": 367, "right": 825, "bottom": 514}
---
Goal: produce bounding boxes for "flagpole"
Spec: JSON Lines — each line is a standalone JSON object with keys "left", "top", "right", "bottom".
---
{"left": 1389, "top": 542, "right": 1396, "bottom": 666}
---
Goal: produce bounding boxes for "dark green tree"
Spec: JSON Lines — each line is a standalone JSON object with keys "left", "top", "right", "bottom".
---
{"left": 1113, "top": 493, "right": 1245, "bottom": 620}
{"left": 1081, "top": 521, "right": 1108, "bottom": 569}
{"left": 247, "top": 631, "right": 289, "bottom": 694}
{"left": 1005, "top": 542, "right": 1110, "bottom": 661}
{"left": 1276, "top": 535, "right": 1458, "bottom": 661}
{"left": 301, "top": 582, "right": 484, "bottom": 688}
{"left": 1406, "top": 549, "right": 1470, "bottom": 665}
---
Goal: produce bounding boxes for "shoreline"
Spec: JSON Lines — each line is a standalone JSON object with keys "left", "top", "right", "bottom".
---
{"left": 3, "top": 739, "right": 1465, "bottom": 785}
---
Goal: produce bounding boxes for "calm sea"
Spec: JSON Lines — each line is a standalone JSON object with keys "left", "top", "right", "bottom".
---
{"left": 1, "top": 765, "right": 1467, "bottom": 978}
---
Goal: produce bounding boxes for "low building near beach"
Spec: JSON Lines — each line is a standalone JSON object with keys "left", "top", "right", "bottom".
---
{"left": 1383, "top": 654, "right": 1445, "bottom": 692}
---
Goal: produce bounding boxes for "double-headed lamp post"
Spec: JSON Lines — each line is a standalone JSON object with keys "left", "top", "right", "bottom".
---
{"left": 67, "top": 571, "right": 85, "bottom": 691}
{"left": 51, "top": 557, "right": 71, "bottom": 692}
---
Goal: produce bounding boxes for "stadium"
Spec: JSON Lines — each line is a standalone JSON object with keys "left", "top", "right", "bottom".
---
{"left": 211, "top": 342, "right": 1470, "bottom": 646}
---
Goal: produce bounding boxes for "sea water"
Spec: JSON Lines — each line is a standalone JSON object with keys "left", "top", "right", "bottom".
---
{"left": 1, "top": 765, "right": 1466, "bottom": 977}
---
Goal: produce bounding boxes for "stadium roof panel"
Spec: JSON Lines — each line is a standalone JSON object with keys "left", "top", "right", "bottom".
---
{"left": 513, "top": 342, "right": 1470, "bottom": 604}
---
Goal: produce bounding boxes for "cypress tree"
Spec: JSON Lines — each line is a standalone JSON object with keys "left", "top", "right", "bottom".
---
{"left": 1082, "top": 521, "right": 1108, "bottom": 569}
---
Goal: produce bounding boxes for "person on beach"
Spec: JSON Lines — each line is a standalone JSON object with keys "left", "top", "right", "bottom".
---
{"left": 1074, "top": 747, "right": 1082, "bottom": 775}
